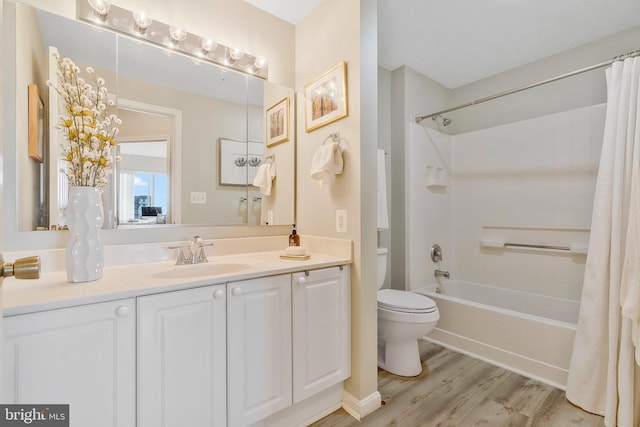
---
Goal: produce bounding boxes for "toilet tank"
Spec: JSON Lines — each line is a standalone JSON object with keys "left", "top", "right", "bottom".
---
{"left": 377, "top": 247, "right": 388, "bottom": 290}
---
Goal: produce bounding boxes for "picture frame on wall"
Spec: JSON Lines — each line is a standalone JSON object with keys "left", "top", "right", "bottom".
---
{"left": 218, "top": 138, "right": 264, "bottom": 186}
{"left": 28, "top": 83, "right": 45, "bottom": 163}
{"left": 266, "top": 97, "right": 290, "bottom": 147}
{"left": 304, "top": 61, "right": 348, "bottom": 132}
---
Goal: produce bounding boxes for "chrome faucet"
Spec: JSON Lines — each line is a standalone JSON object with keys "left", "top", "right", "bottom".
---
{"left": 169, "top": 236, "right": 213, "bottom": 265}
{"left": 189, "top": 236, "right": 205, "bottom": 264}
{"left": 434, "top": 269, "right": 450, "bottom": 279}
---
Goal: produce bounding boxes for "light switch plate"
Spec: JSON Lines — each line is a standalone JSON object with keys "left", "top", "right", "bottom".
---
{"left": 190, "top": 192, "right": 206, "bottom": 204}
{"left": 336, "top": 209, "right": 347, "bottom": 233}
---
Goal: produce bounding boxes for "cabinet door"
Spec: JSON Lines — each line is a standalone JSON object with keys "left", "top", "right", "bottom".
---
{"left": 292, "top": 266, "right": 351, "bottom": 403}
{"left": 137, "top": 284, "right": 226, "bottom": 427}
{"left": 227, "top": 274, "right": 292, "bottom": 426}
{"left": 3, "top": 299, "right": 136, "bottom": 427}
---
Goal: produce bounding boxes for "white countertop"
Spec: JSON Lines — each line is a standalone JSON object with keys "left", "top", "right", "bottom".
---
{"left": 3, "top": 250, "right": 351, "bottom": 316}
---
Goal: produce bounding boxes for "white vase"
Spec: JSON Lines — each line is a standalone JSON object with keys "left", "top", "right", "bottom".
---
{"left": 66, "top": 186, "right": 104, "bottom": 283}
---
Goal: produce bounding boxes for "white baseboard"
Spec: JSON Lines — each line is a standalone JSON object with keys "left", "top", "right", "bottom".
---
{"left": 341, "top": 389, "right": 382, "bottom": 421}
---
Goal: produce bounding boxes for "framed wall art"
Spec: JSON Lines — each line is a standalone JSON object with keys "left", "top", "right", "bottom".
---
{"left": 28, "top": 83, "right": 45, "bottom": 162}
{"left": 304, "top": 61, "right": 348, "bottom": 132}
{"left": 266, "top": 97, "right": 290, "bottom": 147}
{"left": 218, "top": 138, "right": 264, "bottom": 186}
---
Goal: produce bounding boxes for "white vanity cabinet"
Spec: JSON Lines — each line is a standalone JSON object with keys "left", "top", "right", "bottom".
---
{"left": 292, "top": 266, "right": 351, "bottom": 403}
{"left": 137, "top": 284, "right": 227, "bottom": 427}
{"left": 3, "top": 262, "right": 351, "bottom": 427}
{"left": 3, "top": 298, "right": 136, "bottom": 427}
{"left": 227, "top": 274, "right": 293, "bottom": 426}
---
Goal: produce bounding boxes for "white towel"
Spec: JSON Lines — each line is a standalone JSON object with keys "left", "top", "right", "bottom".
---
{"left": 252, "top": 162, "right": 276, "bottom": 196}
{"left": 377, "top": 149, "right": 389, "bottom": 229}
{"left": 310, "top": 142, "right": 343, "bottom": 186}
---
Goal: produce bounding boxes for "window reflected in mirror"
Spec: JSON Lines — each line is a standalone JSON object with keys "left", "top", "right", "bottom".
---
{"left": 118, "top": 140, "right": 168, "bottom": 225}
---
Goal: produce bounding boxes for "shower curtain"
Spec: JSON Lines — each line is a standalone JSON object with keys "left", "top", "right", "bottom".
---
{"left": 566, "top": 56, "right": 640, "bottom": 427}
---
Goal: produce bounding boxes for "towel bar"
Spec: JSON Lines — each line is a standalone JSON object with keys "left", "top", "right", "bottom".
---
{"left": 504, "top": 243, "right": 570, "bottom": 251}
{"left": 322, "top": 132, "right": 341, "bottom": 146}
{"left": 480, "top": 238, "right": 588, "bottom": 254}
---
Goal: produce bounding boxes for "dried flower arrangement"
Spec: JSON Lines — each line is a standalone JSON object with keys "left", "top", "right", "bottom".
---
{"left": 47, "top": 53, "right": 121, "bottom": 189}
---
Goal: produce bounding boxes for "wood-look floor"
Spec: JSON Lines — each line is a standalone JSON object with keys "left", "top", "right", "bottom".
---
{"left": 311, "top": 341, "right": 605, "bottom": 427}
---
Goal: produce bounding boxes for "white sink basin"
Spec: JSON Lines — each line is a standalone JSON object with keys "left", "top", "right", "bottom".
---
{"left": 153, "top": 262, "right": 251, "bottom": 279}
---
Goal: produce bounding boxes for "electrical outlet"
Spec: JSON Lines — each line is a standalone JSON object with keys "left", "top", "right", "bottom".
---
{"left": 190, "top": 192, "right": 206, "bottom": 204}
{"left": 336, "top": 209, "right": 347, "bottom": 233}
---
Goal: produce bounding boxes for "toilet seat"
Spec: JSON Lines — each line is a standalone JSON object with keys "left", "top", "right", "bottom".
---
{"left": 377, "top": 289, "right": 437, "bottom": 314}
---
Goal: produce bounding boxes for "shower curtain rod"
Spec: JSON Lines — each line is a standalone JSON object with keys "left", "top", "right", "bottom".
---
{"left": 415, "top": 49, "right": 640, "bottom": 124}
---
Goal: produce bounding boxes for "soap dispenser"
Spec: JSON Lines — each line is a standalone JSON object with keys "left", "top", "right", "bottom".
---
{"left": 289, "top": 224, "right": 300, "bottom": 246}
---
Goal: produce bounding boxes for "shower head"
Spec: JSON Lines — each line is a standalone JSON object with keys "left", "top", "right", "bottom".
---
{"left": 432, "top": 114, "right": 452, "bottom": 127}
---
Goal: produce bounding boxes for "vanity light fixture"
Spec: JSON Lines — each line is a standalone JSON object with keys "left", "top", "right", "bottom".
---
{"left": 77, "top": 0, "right": 268, "bottom": 79}
{"left": 132, "top": 11, "right": 152, "bottom": 35}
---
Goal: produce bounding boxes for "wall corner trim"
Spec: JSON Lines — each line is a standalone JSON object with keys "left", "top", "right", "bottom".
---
{"left": 341, "top": 390, "right": 382, "bottom": 421}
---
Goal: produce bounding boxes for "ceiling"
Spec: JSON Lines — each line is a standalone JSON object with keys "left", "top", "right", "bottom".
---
{"left": 245, "top": 0, "right": 640, "bottom": 89}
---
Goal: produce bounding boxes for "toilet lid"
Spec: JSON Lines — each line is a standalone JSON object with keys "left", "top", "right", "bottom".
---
{"left": 377, "top": 289, "right": 437, "bottom": 313}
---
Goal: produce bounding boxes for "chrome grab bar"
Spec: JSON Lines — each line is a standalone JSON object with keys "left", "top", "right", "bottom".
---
{"left": 503, "top": 243, "right": 570, "bottom": 251}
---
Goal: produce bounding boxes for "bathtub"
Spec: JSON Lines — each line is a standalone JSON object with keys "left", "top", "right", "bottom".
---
{"left": 413, "top": 280, "right": 579, "bottom": 389}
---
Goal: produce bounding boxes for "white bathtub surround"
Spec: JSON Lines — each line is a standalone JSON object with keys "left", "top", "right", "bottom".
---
{"left": 416, "top": 280, "right": 579, "bottom": 389}
{"left": 567, "top": 56, "right": 640, "bottom": 427}
{"left": 407, "top": 123, "right": 452, "bottom": 291}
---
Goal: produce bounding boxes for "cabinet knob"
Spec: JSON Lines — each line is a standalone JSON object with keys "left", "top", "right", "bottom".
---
{"left": 297, "top": 277, "right": 306, "bottom": 285}
{"left": 213, "top": 289, "right": 225, "bottom": 300}
{"left": 115, "top": 305, "right": 130, "bottom": 317}
{"left": 231, "top": 287, "right": 242, "bottom": 296}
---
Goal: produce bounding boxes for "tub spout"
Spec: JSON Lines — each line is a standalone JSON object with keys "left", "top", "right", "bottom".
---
{"left": 434, "top": 269, "right": 450, "bottom": 279}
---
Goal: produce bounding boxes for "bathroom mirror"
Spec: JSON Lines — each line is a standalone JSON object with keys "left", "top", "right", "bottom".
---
{"left": 5, "top": 2, "right": 295, "bottom": 231}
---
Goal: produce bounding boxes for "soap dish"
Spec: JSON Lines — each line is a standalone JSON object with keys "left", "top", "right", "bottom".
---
{"left": 281, "top": 246, "right": 310, "bottom": 260}
{"left": 279, "top": 254, "right": 311, "bottom": 260}
{"left": 284, "top": 246, "right": 307, "bottom": 256}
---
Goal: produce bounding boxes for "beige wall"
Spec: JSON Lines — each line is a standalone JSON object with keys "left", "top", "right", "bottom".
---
{"left": 296, "top": 0, "right": 378, "bottom": 408}
{"left": 261, "top": 82, "right": 295, "bottom": 226}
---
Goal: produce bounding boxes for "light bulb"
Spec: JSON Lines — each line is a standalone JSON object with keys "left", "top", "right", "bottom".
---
{"left": 253, "top": 56, "right": 267, "bottom": 69}
{"left": 169, "top": 26, "right": 187, "bottom": 44}
{"left": 229, "top": 47, "right": 244, "bottom": 61}
{"left": 200, "top": 38, "right": 218, "bottom": 53}
{"left": 88, "top": 0, "right": 110, "bottom": 20}
{"left": 132, "top": 11, "right": 152, "bottom": 34}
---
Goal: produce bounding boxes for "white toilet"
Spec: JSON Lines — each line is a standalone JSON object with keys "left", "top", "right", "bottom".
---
{"left": 377, "top": 247, "right": 439, "bottom": 377}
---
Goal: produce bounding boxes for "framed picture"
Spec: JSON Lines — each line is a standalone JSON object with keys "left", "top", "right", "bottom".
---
{"left": 266, "top": 97, "right": 290, "bottom": 147}
{"left": 28, "top": 83, "right": 45, "bottom": 162}
{"left": 218, "top": 138, "right": 264, "bottom": 186}
{"left": 304, "top": 61, "right": 348, "bottom": 132}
